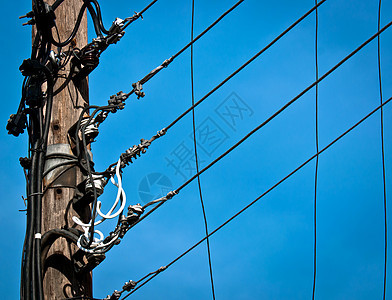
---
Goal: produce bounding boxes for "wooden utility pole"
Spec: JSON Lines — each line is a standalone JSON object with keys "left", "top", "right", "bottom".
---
{"left": 39, "top": 1, "right": 91, "bottom": 299}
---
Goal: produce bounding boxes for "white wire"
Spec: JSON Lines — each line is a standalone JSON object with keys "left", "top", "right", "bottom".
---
{"left": 94, "top": 232, "right": 121, "bottom": 250}
{"left": 76, "top": 226, "right": 121, "bottom": 253}
{"left": 73, "top": 159, "right": 128, "bottom": 253}
{"left": 76, "top": 226, "right": 105, "bottom": 253}
{"left": 96, "top": 158, "right": 127, "bottom": 219}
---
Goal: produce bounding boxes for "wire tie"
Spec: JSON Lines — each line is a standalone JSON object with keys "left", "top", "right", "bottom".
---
{"left": 166, "top": 190, "right": 178, "bottom": 200}
{"left": 157, "top": 128, "right": 167, "bottom": 137}
{"left": 35, "top": 233, "right": 42, "bottom": 239}
{"left": 157, "top": 266, "right": 167, "bottom": 273}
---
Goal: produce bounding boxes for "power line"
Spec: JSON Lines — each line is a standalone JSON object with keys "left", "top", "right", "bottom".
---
{"left": 378, "top": 1, "right": 388, "bottom": 299}
{"left": 83, "top": 0, "right": 327, "bottom": 183}
{"left": 102, "top": 0, "right": 327, "bottom": 183}
{"left": 110, "top": 17, "right": 392, "bottom": 299}
{"left": 190, "top": 0, "right": 216, "bottom": 298}
{"left": 12, "top": 0, "right": 391, "bottom": 298}
{"left": 73, "top": 0, "right": 246, "bottom": 253}
{"left": 104, "top": 3, "right": 332, "bottom": 296}
{"left": 173, "top": 18, "right": 392, "bottom": 195}
{"left": 121, "top": 96, "right": 392, "bottom": 298}
{"left": 120, "top": 0, "right": 246, "bottom": 100}
{"left": 122, "top": 0, "right": 159, "bottom": 30}
{"left": 165, "top": 0, "right": 327, "bottom": 131}
{"left": 125, "top": 3, "right": 391, "bottom": 233}
{"left": 312, "top": 0, "right": 319, "bottom": 299}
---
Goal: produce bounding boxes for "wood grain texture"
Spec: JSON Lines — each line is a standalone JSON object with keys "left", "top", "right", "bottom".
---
{"left": 40, "top": 1, "right": 92, "bottom": 298}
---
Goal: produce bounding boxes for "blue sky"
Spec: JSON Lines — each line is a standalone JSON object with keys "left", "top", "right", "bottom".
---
{"left": 1, "top": 0, "right": 392, "bottom": 299}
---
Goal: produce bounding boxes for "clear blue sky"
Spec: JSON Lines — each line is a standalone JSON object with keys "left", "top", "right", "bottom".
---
{"left": 1, "top": 0, "right": 392, "bottom": 299}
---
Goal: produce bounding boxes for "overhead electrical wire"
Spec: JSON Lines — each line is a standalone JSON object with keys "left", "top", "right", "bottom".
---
{"left": 101, "top": 0, "right": 246, "bottom": 103}
{"left": 137, "top": 16, "right": 392, "bottom": 224}
{"left": 177, "top": 16, "right": 392, "bottom": 187}
{"left": 12, "top": 0, "right": 184, "bottom": 297}
{"left": 104, "top": 15, "right": 392, "bottom": 300}
{"left": 120, "top": 96, "right": 392, "bottom": 299}
{"left": 102, "top": 0, "right": 335, "bottom": 236}
{"left": 312, "top": 1, "right": 319, "bottom": 299}
{"left": 13, "top": 0, "right": 391, "bottom": 298}
{"left": 102, "top": 2, "right": 333, "bottom": 296}
{"left": 378, "top": 1, "right": 388, "bottom": 299}
{"left": 73, "top": 0, "right": 246, "bottom": 252}
{"left": 164, "top": 0, "right": 326, "bottom": 131}
{"left": 172, "top": 0, "right": 244, "bottom": 61}
{"left": 75, "top": 0, "right": 248, "bottom": 167}
{"left": 122, "top": 0, "right": 159, "bottom": 30}
{"left": 109, "top": 0, "right": 328, "bottom": 217}
{"left": 190, "top": 0, "right": 216, "bottom": 298}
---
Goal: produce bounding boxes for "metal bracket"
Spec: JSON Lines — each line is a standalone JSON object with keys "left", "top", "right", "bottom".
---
{"left": 43, "top": 144, "right": 77, "bottom": 189}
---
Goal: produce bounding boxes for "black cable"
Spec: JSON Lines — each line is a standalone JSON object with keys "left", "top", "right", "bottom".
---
{"left": 173, "top": 0, "right": 244, "bottom": 61}
{"left": 41, "top": 160, "right": 78, "bottom": 178}
{"left": 378, "top": 1, "right": 388, "bottom": 299}
{"left": 89, "top": 0, "right": 109, "bottom": 34}
{"left": 45, "top": 153, "right": 78, "bottom": 160}
{"left": 118, "top": 1, "right": 384, "bottom": 232}
{"left": 41, "top": 229, "right": 80, "bottom": 266}
{"left": 52, "top": 0, "right": 65, "bottom": 10}
{"left": 19, "top": 61, "right": 55, "bottom": 300}
{"left": 165, "top": 0, "right": 326, "bottom": 131}
{"left": 51, "top": 0, "right": 106, "bottom": 47}
{"left": 117, "top": 19, "right": 392, "bottom": 298}
{"left": 173, "top": 18, "right": 392, "bottom": 194}
{"left": 19, "top": 4, "right": 60, "bottom": 298}
{"left": 130, "top": 16, "right": 392, "bottom": 237}
{"left": 110, "top": 0, "right": 328, "bottom": 186}
{"left": 122, "top": 0, "right": 159, "bottom": 30}
{"left": 190, "top": 0, "right": 216, "bottom": 299}
{"left": 85, "top": 0, "right": 104, "bottom": 38}
{"left": 122, "top": 96, "right": 392, "bottom": 298}
{"left": 122, "top": 0, "right": 245, "bottom": 99}
{"left": 51, "top": 0, "right": 108, "bottom": 36}
{"left": 34, "top": 65, "right": 55, "bottom": 300}
{"left": 27, "top": 120, "right": 42, "bottom": 300}
{"left": 21, "top": 85, "right": 32, "bottom": 300}
{"left": 53, "top": 63, "right": 77, "bottom": 96}
{"left": 42, "top": 165, "right": 77, "bottom": 195}
{"left": 50, "top": 3, "right": 88, "bottom": 47}
{"left": 74, "top": 105, "right": 107, "bottom": 247}
{"left": 25, "top": 143, "right": 38, "bottom": 300}
{"left": 20, "top": 75, "right": 30, "bottom": 300}
{"left": 25, "top": 71, "right": 51, "bottom": 298}
{"left": 312, "top": 1, "right": 319, "bottom": 299}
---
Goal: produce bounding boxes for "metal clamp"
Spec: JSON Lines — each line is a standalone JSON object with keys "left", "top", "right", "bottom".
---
{"left": 132, "top": 81, "right": 145, "bottom": 99}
